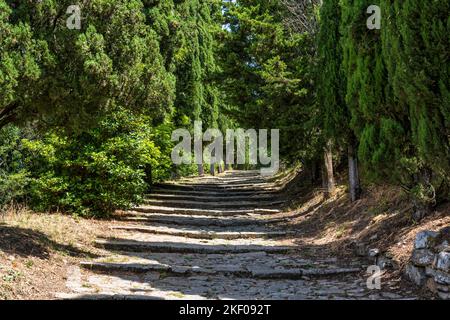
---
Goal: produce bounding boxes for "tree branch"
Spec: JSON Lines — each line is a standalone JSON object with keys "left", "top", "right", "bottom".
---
{"left": 280, "top": 0, "right": 322, "bottom": 34}
{"left": 0, "top": 102, "right": 19, "bottom": 129}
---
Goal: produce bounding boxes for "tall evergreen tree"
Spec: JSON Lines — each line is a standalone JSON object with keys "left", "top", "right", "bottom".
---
{"left": 220, "top": 0, "right": 317, "bottom": 164}
{"left": 340, "top": 0, "right": 389, "bottom": 201}
{"left": 2, "top": 0, "right": 174, "bottom": 131}
{"left": 380, "top": 0, "right": 450, "bottom": 218}
{"left": 160, "top": 0, "right": 222, "bottom": 174}
{"left": 0, "top": 0, "right": 49, "bottom": 129}
{"left": 316, "top": 0, "right": 346, "bottom": 196}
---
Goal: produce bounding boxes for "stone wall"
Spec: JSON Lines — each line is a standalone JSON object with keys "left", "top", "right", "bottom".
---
{"left": 405, "top": 228, "right": 450, "bottom": 299}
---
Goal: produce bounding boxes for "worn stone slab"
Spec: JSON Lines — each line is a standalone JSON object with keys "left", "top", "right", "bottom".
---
{"left": 436, "top": 252, "right": 450, "bottom": 272}
{"left": 85, "top": 252, "right": 359, "bottom": 273}
{"left": 132, "top": 205, "right": 280, "bottom": 217}
{"left": 95, "top": 239, "right": 296, "bottom": 254}
{"left": 415, "top": 231, "right": 438, "bottom": 249}
{"left": 122, "top": 213, "right": 287, "bottom": 227}
{"left": 152, "top": 187, "right": 278, "bottom": 196}
{"left": 110, "top": 225, "right": 290, "bottom": 240}
{"left": 157, "top": 181, "right": 280, "bottom": 190}
{"left": 80, "top": 261, "right": 361, "bottom": 280}
{"left": 143, "top": 199, "right": 284, "bottom": 209}
{"left": 411, "top": 249, "right": 435, "bottom": 267}
{"left": 180, "top": 181, "right": 270, "bottom": 187}
{"left": 80, "top": 261, "right": 171, "bottom": 273}
{"left": 103, "top": 230, "right": 295, "bottom": 247}
{"left": 80, "top": 252, "right": 361, "bottom": 278}
{"left": 146, "top": 193, "right": 279, "bottom": 202}
{"left": 250, "top": 267, "right": 361, "bottom": 279}
{"left": 59, "top": 272, "right": 416, "bottom": 300}
{"left": 80, "top": 261, "right": 243, "bottom": 277}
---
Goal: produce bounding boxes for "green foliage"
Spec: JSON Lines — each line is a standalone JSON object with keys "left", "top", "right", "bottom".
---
{"left": 1, "top": 0, "right": 449, "bottom": 217}
{"left": 339, "top": 0, "right": 409, "bottom": 184}
{"left": 2, "top": 0, "right": 174, "bottom": 130}
{"left": 334, "top": 0, "right": 449, "bottom": 205}
{"left": 381, "top": 0, "right": 449, "bottom": 186}
{"left": 220, "top": 0, "right": 318, "bottom": 163}
{"left": 173, "top": 0, "right": 222, "bottom": 129}
{"left": 22, "top": 108, "right": 172, "bottom": 216}
{"left": 0, "top": 0, "right": 50, "bottom": 128}
{"left": 0, "top": 126, "right": 29, "bottom": 207}
{"left": 317, "top": 0, "right": 348, "bottom": 145}
{"left": 0, "top": 0, "right": 225, "bottom": 215}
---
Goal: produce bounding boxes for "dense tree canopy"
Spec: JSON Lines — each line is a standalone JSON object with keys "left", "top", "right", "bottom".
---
{"left": 219, "top": 0, "right": 318, "bottom": 162}
{"left": 1, "top": 0, "right": 174, "bottom": 131}
{"left": 0, "top": 0, "right": 448, "bottom": 217}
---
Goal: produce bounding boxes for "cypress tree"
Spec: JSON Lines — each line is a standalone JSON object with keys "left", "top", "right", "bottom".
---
{"left": 220, "top": 0, "right": 318, "bottom": 166}
{"left": 380, "top": 0, "right": 450, "bottom": 218}
{"left": 317, "top": 1, "right": 348, "bottom": 144}
{"left": 339, "top": 0, "right": 387, "bottom": 201}
{"left": 317, "top": 0, "right": 347, "bottom": 196}
{"left": 144, "top": 0, "right": 223, "bottom": 175}
{"left": 2, "top": 0, "right": 174, "bottom": 131}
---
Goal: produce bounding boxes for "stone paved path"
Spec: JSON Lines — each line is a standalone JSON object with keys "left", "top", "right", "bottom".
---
{"left": 57, "top": 171, "right": 419, "bottom": 300}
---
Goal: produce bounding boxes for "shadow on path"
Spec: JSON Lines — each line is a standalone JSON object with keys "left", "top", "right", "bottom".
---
{"left": 0, "top": 225, "right": 97, "bottom": 259}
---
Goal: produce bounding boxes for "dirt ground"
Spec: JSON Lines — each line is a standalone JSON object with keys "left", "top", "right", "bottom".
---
{"left": 282, "top": 184, "right": 449, "bottom": 263}
{"left": 278, "top": 181, "right": 449, "bottom": 298}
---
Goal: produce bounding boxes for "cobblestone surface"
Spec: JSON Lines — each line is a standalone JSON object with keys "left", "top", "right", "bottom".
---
{"left": 58, "top": 171, "right": 420, "bottom": 300}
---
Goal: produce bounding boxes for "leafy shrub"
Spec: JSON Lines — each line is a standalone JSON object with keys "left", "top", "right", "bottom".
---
{"left": 0, "top": 126, "right": 29, "bottom": 208}
{"left": 23, "top": 108, "right": 173, "bottom": 217}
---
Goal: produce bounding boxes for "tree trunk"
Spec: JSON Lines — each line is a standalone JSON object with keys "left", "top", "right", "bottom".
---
{"left": 321, "top": 164, "right": 328, "bottom": 192}
{"left": 0, "top": 102, "right": 18, "bottom": 130}
{"left": 218, "top": 163, "right": 223, "bottom": 174}
{"left": 323, "top": 141, "right": 335, "bottom": 197}
{"left": 198, "top": 164, "right": 204, "bottom": 176}
{"left": 348, "top": 143, "right": 361, "bottom": 202}
{"left": 412, "top": 167, "right": 433, "bottom": 221}
{"left": 310, "top": 160, "right": 318, "bottom": 185}
{"left": 210, "top": 163, "right": 215, "bottom": 176}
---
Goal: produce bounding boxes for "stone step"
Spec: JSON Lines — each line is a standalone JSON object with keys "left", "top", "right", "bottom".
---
{"left": 176, "top": 172, "right": 274, "bottom": 179}
{"left": 95, "top": 239, "right": 296, "bottom": 254}
{"left": 179, "top": 176, "right": 267, "bottom": 182}
{"left": 59, "top": 267, "right": 388, "bottom": 300}
{"left": 154, "top": 183, "right": 279, "bottom": 193}
{"left": 131, "top": 205, "right": 281, "bottom": 217}
{"left": 80, "top": 251, "right": 358, "bottom": 273}
{"left": 174, "top": 181, "right": 272, "bottom": 188}
{"left": 145, "top": 193, "right": 280, "bottom": 203}
{"left": 54, "top": 293, "right": 164, "bottom": 300}
{"left": 80, "top": 261, "right": 361, "bottom": 280}
{"left": 121, "top": 213, "right": 287, "bottom": 227}
{"left": 110, "top": 225, "right": 290, "bottom": 240}
{"left": 150, "top": 188, "right": 279, "bottom": 197}
{"left": 144, "top": 199, "right": 285, "bottom": 211}
{"left": 143, "top": 199, "right": 283, "bottom": 209}
{"left": 185, "top": 179, "right": 268, "bottom": 186}
{"left": 104, "top": 228, "right": 292, "bottom": 246}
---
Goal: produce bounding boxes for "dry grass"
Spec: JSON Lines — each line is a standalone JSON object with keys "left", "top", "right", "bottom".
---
{"left": 275, "top": 181, "right": 448, "bottom": 298}
{"left": 0, "top": 205, "right": 113, "bottom": 299}
{"left": 283, "top": 183, "right": 450, "bottom": 267}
